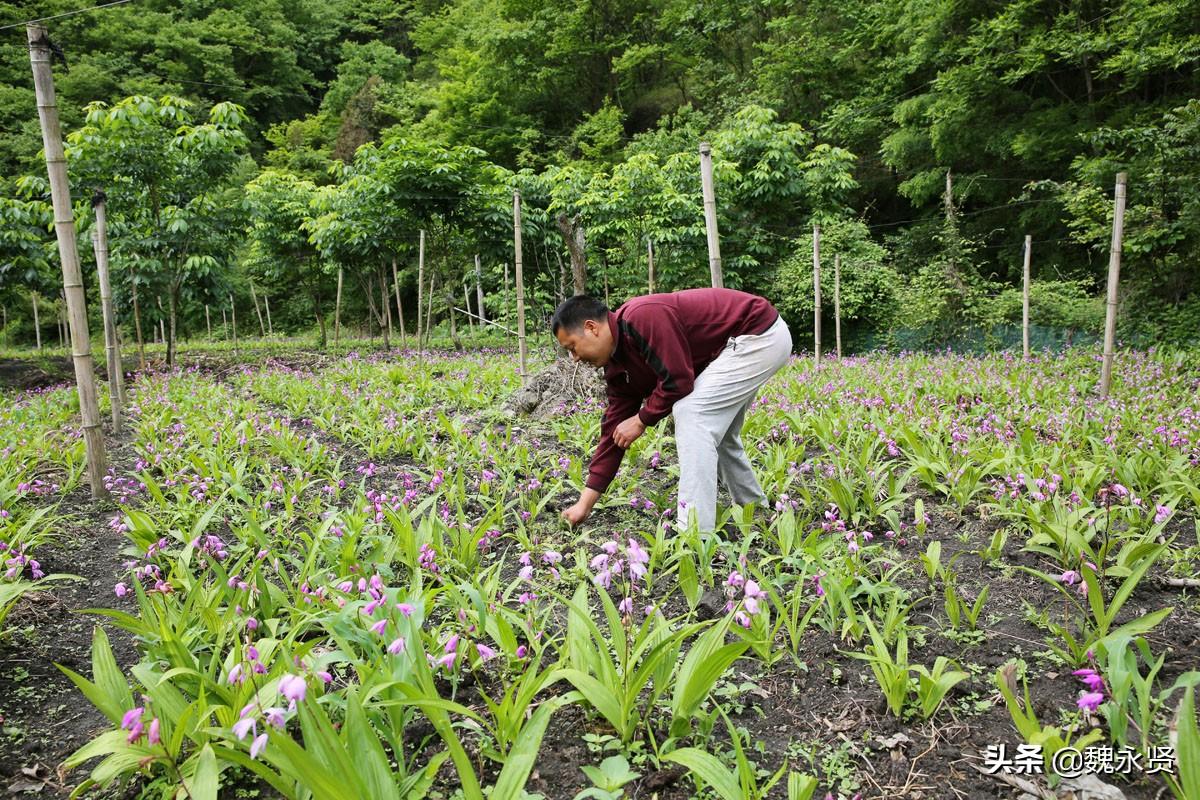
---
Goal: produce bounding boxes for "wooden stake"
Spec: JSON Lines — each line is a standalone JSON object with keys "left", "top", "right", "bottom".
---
{"left": 91, "top": 195, "right": 124, "bottom": 432}
{"left": 222, "top": 307, "right": 228, "bottom": 341}
{"left": 1022, "top": 235, "right": 1032, "bottom": 360}
{"left": 1099, "top": 173, "right": 1128, "bottom": 399}
{"left": 157, "top": 295, "right": 166, "bottom": 345}
{"left": 417, "top": 230, "right": 426, "bottom": 347}
{"left": 205, "top": 303, "right": 211, "bottom": 339}
{"left": 28, "top": 24, "right": 107, "bottom": 496}
{"left": 250, "top": 281, "right": 266, "bottom": 337}
{"left": 264, "top": 294, "right": 273, "bottom": 336}
{"left": 475, "top": 254, "right": 486, "bottom": 324}
{"left": 334, "top": 266, "right": 343, "bottom": 347}
{"left": 31, "top": 291, "right": 41, "bottom": 351}
{"left": 833, "top": 253, "right": 842, "bottom": 359}
{"left": 812, "top": 223, "right": 822, "bottom": 368}
{"left": 699, "top": 142, "right": 724, "bottom": 289}
{"left": 513, "top": 190, "right": 528, "bottom": 383}
{"left": 392, "top": 257, "right": 407, "bottom": 349}
{"left": 647, "top": 239, "right": 656, "bottom": 294}
{"left": 463, "top": 281, "right": 474, "bottom": 332}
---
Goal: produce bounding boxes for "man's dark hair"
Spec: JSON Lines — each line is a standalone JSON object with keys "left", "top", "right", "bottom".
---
{"left": 551, "top": 295, "right": 609, "bottom": 334}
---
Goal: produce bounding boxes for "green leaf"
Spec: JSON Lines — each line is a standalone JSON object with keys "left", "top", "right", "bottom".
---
{"left": 191, "top": 744, "right": 219, "bottom": 800}
{"left": 661, "top": 748, "right": 743, "bottom": 800}
{"left": 491, "top": 693, "right": 577, "bottom": 800}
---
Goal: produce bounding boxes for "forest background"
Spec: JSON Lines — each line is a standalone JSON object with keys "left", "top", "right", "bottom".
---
{"left": 0, "top": 0, "right": 1197, "bottom": 355}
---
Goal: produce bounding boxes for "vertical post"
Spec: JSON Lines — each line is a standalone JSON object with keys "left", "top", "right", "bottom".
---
{"left": 647, "top": 239, "right": 656, "bottom": 294}
{"left": 250, "top": 280, "right": 266, "bottom": 336}
{"left": 392, "top": 257, "right": 407, "bottom": 349}
{"left": 812, "top": 223, "right": 822, "bottom": 368}
{"left": 513, "top": 190, "right": 528, "bottom": 383}
{"left": 1, "top": 305, "right": 6, "bottom": 348}
{"left": 31, "top": 291, "right": 42, "bottom": 350}
{"left": 205, "top": 304, "right": 211, "bottom": 339}
{"left": 229, "top": 294, "right": 238, "bottom": 357}
{"left": 28, "top": 24, "right": 107, "bottom": 497}
{"left": 1099, "top": 173, "right": 1128, "bottom": 399}
{"left": 222, "top": 307, "right": 228, "bottom": 341}
{"left": 91, "top": 195, "right": 124, "bottom": 432}
{"left": 157, "top": 296, "right": 166, "bottom": 345}
{"left": 833, "top": 253, "right": 842, "bottom": 359}
{"left": 1022, "top": 235, "right": 1032, "bottom": 360}
{"left": 463, "top": 281, "right": 474, "bottom": 331}
{"left": 380, "top": 268, "right": 392, "bottom": 349}
{"left": 699, "top": 142, "right": 724, "bottom": 288}
{"left": 132, "top": 280, "right": 144, "bottom": 368}
{"left": 334, "top": 266, "right": 343, "bottom": 347}
{"left": 264, "top": 294, "right": 273, "bottom": 336}
{"left": 417, "top": 230, "right": 426, "bottom": 347}
{"left": 475, "top": 254, "right": 486, "bottom": 324}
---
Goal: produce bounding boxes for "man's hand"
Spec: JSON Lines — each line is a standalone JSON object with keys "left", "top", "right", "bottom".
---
{"left": 613, "top": 415, "right": 646, "bottom": 449}
{"left": 562, "top": 487, "right": 601, "bottom": 527}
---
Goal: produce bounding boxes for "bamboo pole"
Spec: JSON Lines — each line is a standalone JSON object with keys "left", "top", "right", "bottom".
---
{"left": 222, "top": 307, "right": 228, "bottom": 341}
{"left": 229, "top": 294, "right": 238, "bottom": 357}
{"left": 334, "top": 266, "right": 343, "bottom": 346}
{"left": 91, "top": 195, "right": 124, "bottom": 432}
{"left": 392, "top": 257, "right": 407, "bottom": 349}
{"left": 1099, "top": 173, "right": 1128, "bottom": 399}
{"left": 425, "top": 273, "right": 435, "bottom": 346}
{"left": 833, "top": 253, "right": 842, "bottom": 359}
{"left": 474, "top": 254, "right": 486, "bottom": 324}
{"left": 205, "top": 304, "right": 211, "bottom": 339}
{"left": 699, "top": 142, "right": 724, "bottom": 288}
{"left": 463, "top": 281, "right": 474, "bottom": 332}
{"left": 157, "top": 296, "right": 166, "bottom": 346}
{"left": 417, "top": 230, "right": 426, "bottom": 347}
{"left": 813, "top": 223, "right": 822, "bottom": 368}
{"left": 647, "top": 239, "right": 656, "bottom": 294}
{"left": 132, "top": 280, "right": 144, "bottom": 368}
{"left": 1022, "top": 235, "right": 1032, "bottom": 360}
{"left": 380, "top": 268, "right": 392, "bottom": 349}
{"left": 28, "top": 24, "right": 107, "bottom": 497}
{"left": 31, "top": 291, "right": 41, "bottom": 350}
{"left": 250, "top": 281, "right": 266, "bottom": 337}
{"left": 264, "top": 293, "right": 273, "bottom": 336}
{"left": 513, "top": 190, "right": 528, "bottom": 383}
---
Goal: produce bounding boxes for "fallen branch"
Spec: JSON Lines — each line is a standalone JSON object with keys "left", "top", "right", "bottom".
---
{"left": 453, "top": 307, "right": 517, "bottom": 336}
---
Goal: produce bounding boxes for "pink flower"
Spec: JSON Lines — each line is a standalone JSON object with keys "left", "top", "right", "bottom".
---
{"left": 120, "top": 707, "right": 143, "bottom": 731}
{"left": 476, "top": 643, "right": 496, "bottom": 660}
{"left": 369, "top": 618, "right": 388, "bottom": 636}
{"left": 1073, "top": 669, "right": 1104, "bottom": 692}
{"left": 250, "top": 732, "right": 268, "bottom": 759}
{"left": 114, "top": 582, "right": 128, "bottom": 598}
{"left": 1060, "top": 570, "right": 1079, "bottom": 585}
{"left": 396, "top": 602, "right": 415, "bottom": 617}
{"left": 233, "top": 717, "right": 256, "bottom": 740}
{"left": 1154, "top": 505, "right": 1172, "bottom": 524}
{"left": 147, "top": 717, "right": 161, "bottom": 745}
{"left": 387, "top": 637, "right": 407, "bottom": 654}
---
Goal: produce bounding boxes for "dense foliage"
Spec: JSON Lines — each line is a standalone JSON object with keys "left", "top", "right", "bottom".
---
{"left": 0, "top": 0, "right": 1197, "bottom": 349}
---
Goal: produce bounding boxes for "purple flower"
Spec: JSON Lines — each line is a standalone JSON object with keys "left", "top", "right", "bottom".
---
{"left": 1059, "top": 570, "right": 1079, "bottom": 585}
{"left": 387, "top": 637, "right": 407, "bottom": 654}
{"left": 396, "top": 602, "right": 415, "bottom": 617}
{"left": 1077, "top": 691, "right": 1104, "bottom": 713}
{"left": 369, "top": 618, "right": 388, "bottom": 636}
{"left": 278, "top": 674, "right": 307, "bottom": 704}
{"left": 1154, "top": 505, "right": 1172, "bottom": 525}
{"left": 264, "top": 707, "right": 287, "bottom": 729}
{"left": 120, "top": 707, "right": 143, "bottom": 731}
{"left": 147, "top": 717, "right": 161, "bottom": 745}
{"left": 114, "top": 582, "right": 128, "bottom": 598}
{"left": 250, "top": 732, "right": 268, "bottom": 759}
{"left": 476, "top": 643, "right": 496, "bottom": 660}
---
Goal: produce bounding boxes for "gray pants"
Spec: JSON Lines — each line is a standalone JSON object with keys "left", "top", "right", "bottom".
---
{"left": 672, "top": 317, "right": 792, "bottom": 532}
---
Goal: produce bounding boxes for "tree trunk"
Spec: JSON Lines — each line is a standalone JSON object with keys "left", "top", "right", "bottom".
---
{"left": 365, "top": 272, "right": 379, "bottom": 343}
{"left": 380, "top": 265, "right": 391, "bottom": 350}
{"left": 229, "top": 293, "right": 238, "bottom": 357}
{"left": 312, "top": 283, "right": 326, "bottom": 349}
{"left": 555, "top": 214, "right": 588, "bottom": 295}
{"left": 264, "top": 293, "right": 273, "bottom": 336}
{"left": 91, "top": 198, "right": 125, "bottom": 431}
{"left": 647, "top": 239, "right": 656, "bottom": 294}
{"left": 513, "top": 190, "right": 528, "bottom": 382}
{"left": 425, "top": 273, "right": 436, "bottom": 346}
{"left": 167, "top": 284, "right": 179, "bottom": 367}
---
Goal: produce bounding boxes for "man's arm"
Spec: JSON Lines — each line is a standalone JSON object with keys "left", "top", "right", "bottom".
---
{"left": 563, "top": 388, "right": 640, "bottom": 526}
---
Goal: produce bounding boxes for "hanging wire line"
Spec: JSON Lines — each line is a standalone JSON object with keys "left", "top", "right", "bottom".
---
{"left": 0, "top": 0, "right": 135, "bottom": 32}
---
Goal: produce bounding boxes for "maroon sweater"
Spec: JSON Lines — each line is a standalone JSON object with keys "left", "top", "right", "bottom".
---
{"left": 586, "top": 288, "right": 780, "bottom": 493}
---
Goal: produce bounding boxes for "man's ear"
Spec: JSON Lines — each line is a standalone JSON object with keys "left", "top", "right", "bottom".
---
{"left": 583, "top": 319, "right": 600, "bottom": 336}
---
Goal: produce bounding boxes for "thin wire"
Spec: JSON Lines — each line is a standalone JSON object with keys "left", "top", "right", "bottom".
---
{"left": 0, "top": 0, "right": 134, "bottom": 32}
